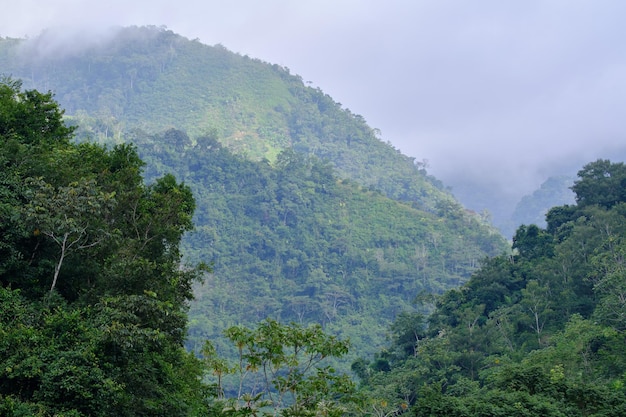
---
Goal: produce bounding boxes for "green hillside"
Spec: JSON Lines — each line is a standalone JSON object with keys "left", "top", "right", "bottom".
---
{"left": 0, "top": 26, "right": 508, "bottom": 367}
{"left": 5, "top": 49, "right": 626, "bottom": 417}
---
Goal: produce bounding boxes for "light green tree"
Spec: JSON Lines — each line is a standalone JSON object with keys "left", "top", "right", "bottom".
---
{"left": 203, "top": 319, "right": 355, "bottom": 417}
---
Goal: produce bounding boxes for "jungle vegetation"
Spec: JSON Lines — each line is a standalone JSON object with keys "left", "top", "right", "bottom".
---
{"left": 4, "top": 26, "right": 626, "bottom": 417}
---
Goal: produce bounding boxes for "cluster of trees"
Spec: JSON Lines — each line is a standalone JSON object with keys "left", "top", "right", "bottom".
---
{"left": 203, "top": 319, "right": 357, "bottom": 417}
{"left": 354, "top": 159, "right": 626, "bottom": 416}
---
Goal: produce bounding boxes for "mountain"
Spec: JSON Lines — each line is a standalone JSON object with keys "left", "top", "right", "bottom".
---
{"left": 509, "top": 175, "right": 575, "bottom": 230}
{"left": 0, "top": 26, "right": 508, "bottom": 365}
{"left": 451, "top": 146, "right": 626, "bottom": 238}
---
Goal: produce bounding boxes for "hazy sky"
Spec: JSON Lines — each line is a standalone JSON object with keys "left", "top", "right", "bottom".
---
{"left": 3, "top": 0, "right": 626, "bottom": 199}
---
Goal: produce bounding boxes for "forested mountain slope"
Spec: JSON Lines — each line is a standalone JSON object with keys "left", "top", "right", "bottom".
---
{"left": 126, "top": 129, "right": 506, "bottom": 363}
{"left": 5, "top": 68, "right": 626, "bottom": 416}
{"left": 0, "top": 26, "right": 508, "bottom": 365}
{"left": 0, "top": 80, "right": 363, "bottom": 416}
{"left": 356, "top": 159, "right": 626, "bottom": 416}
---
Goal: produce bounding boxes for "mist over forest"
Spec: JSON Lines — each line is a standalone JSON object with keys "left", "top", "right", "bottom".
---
{"left": 2, "top": 10, "right": 626, "bottom": 416}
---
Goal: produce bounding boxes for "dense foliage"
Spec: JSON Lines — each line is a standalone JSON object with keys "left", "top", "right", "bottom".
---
{"left": 0, "top": 79, "right": 210, "bottom": 415}
{"left": 355, "top": 159, "right": 626, "bottom": 416}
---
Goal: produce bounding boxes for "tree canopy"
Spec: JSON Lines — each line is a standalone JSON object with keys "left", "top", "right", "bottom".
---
{"left": 0, "top": 79, "right": 208, "bottom": 416}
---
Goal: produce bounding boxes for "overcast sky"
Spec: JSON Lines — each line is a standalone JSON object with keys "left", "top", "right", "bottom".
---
{"left": 3, "top": 0, "right": 626, "bottom": 200}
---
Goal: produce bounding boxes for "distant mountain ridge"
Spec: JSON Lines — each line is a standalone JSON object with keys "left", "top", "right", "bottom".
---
{"left": 510, "top": 175, "right": 575, "bottom": 230}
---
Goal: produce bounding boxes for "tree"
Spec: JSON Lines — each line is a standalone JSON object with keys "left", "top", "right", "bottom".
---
{"left": 163, "top": 128, "right": 191, "bottom": 152}
{"left": 23, "top": 177, "right": 115, "bottom": 292}
{"left": 203, "top": 319, "right": 355, "bottom": 417}
{"left": 0, "top": 77, "right": 75, "bottom": 147}
{"left": 389, "top": 311, "right": 426, "bottom": 359}
{"left": 518, "top": 280, "right": 553, "bottom": 347}
{"left": 592, "top": 239, "right": 626, "bottom": 331}
{"left": 513, "top": 224, "right": 554, "bottom": 260}
{"left": 572, "top": 159, "right": 626, "bottom": 209}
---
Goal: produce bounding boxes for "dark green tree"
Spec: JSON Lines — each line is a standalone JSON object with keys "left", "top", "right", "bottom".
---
{"left": 512, "top": 224, "right": 554, "bottom": 260}
{"left": 0, "top": 78, "right": 209, "bottom": 416}
{"left": 572, "top": 159, "right": 626, "bottom": 209}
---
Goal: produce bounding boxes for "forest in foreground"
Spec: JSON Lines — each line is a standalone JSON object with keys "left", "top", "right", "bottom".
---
{"left": 4, "top": 75, "right": 626, "bottom": 416}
